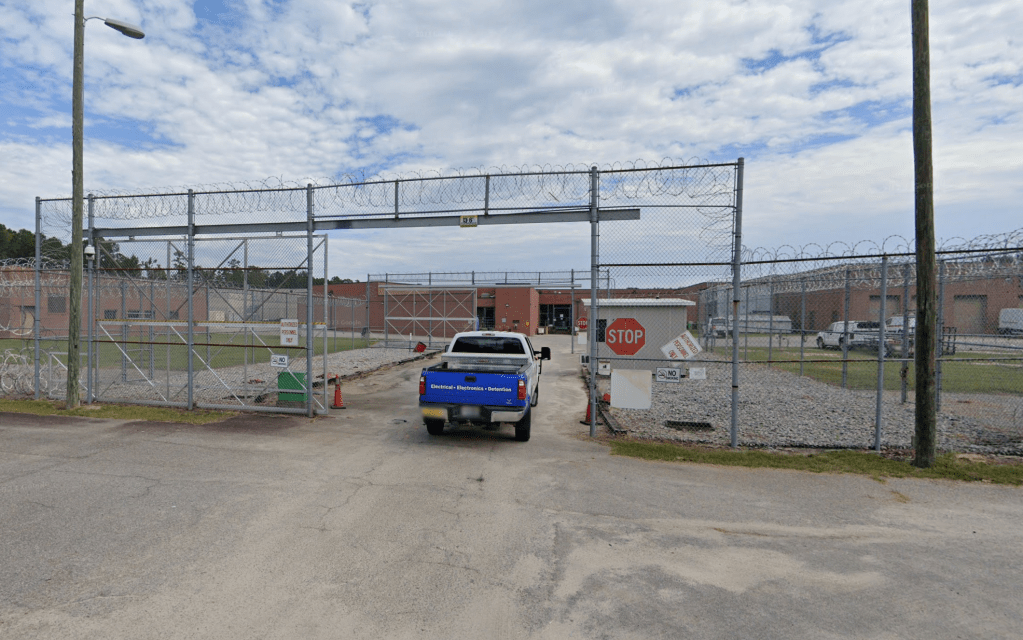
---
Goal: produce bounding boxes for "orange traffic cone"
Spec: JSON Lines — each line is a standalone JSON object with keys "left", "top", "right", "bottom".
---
{"left": 332, "top": 383, "right": 346, "bottom": 409}
{"left": 581, "top": 402, "right": 597, "bottom": 424}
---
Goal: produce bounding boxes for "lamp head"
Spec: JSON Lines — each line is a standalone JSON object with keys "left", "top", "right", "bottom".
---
{"left": 103, "top": 18, "right": 145, "bottom": 39}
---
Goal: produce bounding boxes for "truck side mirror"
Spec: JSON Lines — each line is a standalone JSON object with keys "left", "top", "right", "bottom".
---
{"left": 540, "top": 347, "right": 551, "bottom": 360}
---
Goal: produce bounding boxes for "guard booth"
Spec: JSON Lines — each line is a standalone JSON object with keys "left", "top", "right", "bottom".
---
{"left": 581, "top": 298, "right": 695, "bottom": 371}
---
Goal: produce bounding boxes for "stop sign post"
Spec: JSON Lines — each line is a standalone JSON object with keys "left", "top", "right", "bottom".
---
{"left": 606, "top": 318, "right": 645, "bottom": 356}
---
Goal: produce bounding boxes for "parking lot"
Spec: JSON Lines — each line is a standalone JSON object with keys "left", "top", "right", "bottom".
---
{"left": 2, "top": 335, "right": 1023, "bottom": 639}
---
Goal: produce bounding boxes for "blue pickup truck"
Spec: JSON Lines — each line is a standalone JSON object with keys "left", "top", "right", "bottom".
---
{"left": 419, "top": 331, "right": 551, "bottom": 441}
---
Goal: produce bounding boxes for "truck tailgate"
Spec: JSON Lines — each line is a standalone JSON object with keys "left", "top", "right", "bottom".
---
{"left": 422, "top": 370, "right": 524, "bottom": 407}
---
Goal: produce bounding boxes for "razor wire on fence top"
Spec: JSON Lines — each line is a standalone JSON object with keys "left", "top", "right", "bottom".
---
{"left": 15, "top": 158, "right": 1023, "bottom": 452}
{"left": 27, "top": 159, "right": 742, "bottom": 419}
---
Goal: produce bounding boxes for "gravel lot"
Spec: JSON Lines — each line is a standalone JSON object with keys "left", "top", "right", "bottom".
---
{"left": 596, "top": 357, "right": 1023, "bottom": 455}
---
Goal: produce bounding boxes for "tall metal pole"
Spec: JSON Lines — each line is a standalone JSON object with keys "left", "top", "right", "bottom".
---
{"left": 730, "top": 158, "right": 744, "bottom": 448}
{"left": 588, "top": 166, "right": 599, "bottom": 438}
{"left": 66, "top": 0, "right": 86, "bottom": 408}
{"left": 912, "top": 0, "right": 938, "bottom": 467}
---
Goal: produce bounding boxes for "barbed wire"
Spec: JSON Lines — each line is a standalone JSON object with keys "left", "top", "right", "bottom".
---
{"left": 36, "top": 158, "right": 736, "bottom": 225}
{"left": 700, "top": 228, "right": 1023, "bottom": 294}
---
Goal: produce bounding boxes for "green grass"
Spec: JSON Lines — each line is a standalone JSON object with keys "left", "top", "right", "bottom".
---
{"left": 2, "top": 334, "right": 373, "bottom": 371}
{"left": 0, "top": 397, "right": 235, "bottom": 424}
{"left": 733, "top": 345, "right": 1023, "bottom": 395}
{"left": 610, "top": 439, "right": 1023, "bottom": 485}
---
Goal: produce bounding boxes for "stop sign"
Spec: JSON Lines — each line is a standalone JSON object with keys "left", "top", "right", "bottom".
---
{"left": 606, "top": 318, "right": 645, "bottom": 356}
{"left": 578, "top": 317, "right": 588, "bottom": 330}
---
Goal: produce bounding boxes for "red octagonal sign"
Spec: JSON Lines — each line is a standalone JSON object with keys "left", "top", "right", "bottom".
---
{"left": 606, "top": 318, "right": 645, "bottom": 356}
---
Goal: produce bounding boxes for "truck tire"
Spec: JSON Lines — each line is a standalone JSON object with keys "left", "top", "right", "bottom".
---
{"left": 425, "top": 419, "right": 445, "bottom": 436}
{"left": 514, "top": 409, "right": 532, "bottom": 442}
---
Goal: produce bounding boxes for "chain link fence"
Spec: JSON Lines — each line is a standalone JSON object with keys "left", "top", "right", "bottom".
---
{"left": 10, "top": 160, "right": 1021, "bottom": 452}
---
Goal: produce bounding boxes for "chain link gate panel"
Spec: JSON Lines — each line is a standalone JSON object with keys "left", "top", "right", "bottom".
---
{"left": 382, "top": 286, "right": 476, "bottom": 349}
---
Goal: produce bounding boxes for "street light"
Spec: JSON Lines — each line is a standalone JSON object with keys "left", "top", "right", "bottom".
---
{"left": 67, "top": 1, "right": 145, "bottom": 408}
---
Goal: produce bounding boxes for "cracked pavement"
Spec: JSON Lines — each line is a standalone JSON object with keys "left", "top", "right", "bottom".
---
{"left": 1, "top": 335, "right": 1022, "bottom": 639}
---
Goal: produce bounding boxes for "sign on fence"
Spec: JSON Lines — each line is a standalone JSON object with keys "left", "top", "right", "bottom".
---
{"left": 660, "top": 331, "right": 701, "bottom": 360}
{"left": 655, "top": 367, "right": 682, "bottom": 383}
{"left": 280, "top": 319, "right": 299, "bottom": 346}
{"left": 606, "top": 318, "right": 645, "bottom": 355}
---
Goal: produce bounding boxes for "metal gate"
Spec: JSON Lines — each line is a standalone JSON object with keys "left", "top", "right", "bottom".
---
{"left": 383, "top": 285, "right": 476, "bottom": 348}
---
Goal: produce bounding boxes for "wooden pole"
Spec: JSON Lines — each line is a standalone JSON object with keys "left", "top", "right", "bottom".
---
{"left": 912, "top": 0, "right": 937, "bottom": 467}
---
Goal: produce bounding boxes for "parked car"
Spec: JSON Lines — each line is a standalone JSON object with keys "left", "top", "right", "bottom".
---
{"left": 816, "top": 321, "right": 890, "bottom": 353}
{"left": 885, "top": 315, "right": 916, "bottom": 348}
{"left": 709, "top": 317, "right": 729, "bottom": 338}
{"left": 998, "top": 308, "right": 1023, "bottom": 335}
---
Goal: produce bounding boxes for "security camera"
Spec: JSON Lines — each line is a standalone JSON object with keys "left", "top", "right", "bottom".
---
{"left": 84, "top": 244, "right": 96, "bottom": 260}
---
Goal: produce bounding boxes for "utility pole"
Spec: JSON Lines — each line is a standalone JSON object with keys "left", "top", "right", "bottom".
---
{"left": 67, "top": 0, "right": 86, "bottom": 408}
{"left": 912, "top": 0, "right": 937, "bottom": 467}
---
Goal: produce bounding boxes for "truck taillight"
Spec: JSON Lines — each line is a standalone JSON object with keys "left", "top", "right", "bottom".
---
{"left": 419, "top": 376, "right": 426, "bottom": 395}
{"left": 518, "top": 379, "right": 526, "bottom": 400}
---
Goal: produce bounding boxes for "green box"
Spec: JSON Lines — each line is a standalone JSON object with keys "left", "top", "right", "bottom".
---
{"left": 277, "top": 372, "right": 307, "bottom": 403}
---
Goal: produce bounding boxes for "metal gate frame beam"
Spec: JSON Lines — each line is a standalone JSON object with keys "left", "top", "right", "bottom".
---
{"left": 90, "top": 208, "right": 641, "bottom": 239}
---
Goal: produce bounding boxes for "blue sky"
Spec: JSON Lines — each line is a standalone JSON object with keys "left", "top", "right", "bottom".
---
{"left": 1, "top": 0, "right": 1020, "bottom": 279}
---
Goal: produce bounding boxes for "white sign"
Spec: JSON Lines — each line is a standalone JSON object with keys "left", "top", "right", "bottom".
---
{"left": 270, "top": 354, "right": 289, "bottom": 368}
{"left": 656, "top": 367, "right": 682, "bottom": 383}
{"left": 610, "top": 370, "right": 652, "bottom": 409}
{"left": 660, "top": 330, "right": 702, "bottom": 360}
{"left": 280, "top": 319, "right": 299, "bottom": 346}
{"left": 689, "top": 367, "right": 707, "bottom": 380}
{"left": 459, "top": 214, "right": 479, "bottom": 228}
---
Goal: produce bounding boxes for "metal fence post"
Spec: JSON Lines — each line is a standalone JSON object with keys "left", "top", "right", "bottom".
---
{"left": 570, "top": 269, "right": 575, "bottom": 355}
{"left": 936, "top": 260, "right": 946, "bottom": 413}
{"left": 730, "top": 158, "right": 744, "bottom": 448}
{"left": 875, "top": 255, "right": 889, "bottom": 452}
{"left": 306, "top": 184, "right": 315, "bottom": 417}
{"left": 589, "top": 166, "right": 599, "bottom": 438}
{"left": 187, "top": 189, "right": 194, "bottom": 410}
{"left": 743, "top": 284, "right": 750, "bottom": 359}
{"left": 87, "top": 194, "right": 95, "bottom": 402}
{"left": 842, "top": 268, "right": 851, "bottom": 388}
{"left": 33, "top": 197, "right": 41, "bottom": 400}
{"left": 768, "top": 277, "right": 775, "bottom": 363}
{"left": 799, "top": 277, "right": 807, "bottom": 377}
{"left": 901, "top": 262, "right": 911, "bottom": 403}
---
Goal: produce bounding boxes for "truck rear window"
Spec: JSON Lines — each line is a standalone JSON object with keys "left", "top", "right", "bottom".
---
{"left": 450, "top": 337, "right": 526, "bottom": 354}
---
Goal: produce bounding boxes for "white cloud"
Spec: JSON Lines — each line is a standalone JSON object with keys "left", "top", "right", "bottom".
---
{"left": 1, "top": 0, "right": 1020, "bottom": 277}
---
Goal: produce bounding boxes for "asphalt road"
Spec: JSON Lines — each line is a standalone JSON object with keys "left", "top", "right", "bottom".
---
{"left": 2, "top": 335, "right": 1022, "bottom": 639}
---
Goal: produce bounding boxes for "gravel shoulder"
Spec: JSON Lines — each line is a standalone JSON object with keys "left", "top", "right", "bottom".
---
{"left": 594, "top": 356, "right": 1023, "bottom": 455}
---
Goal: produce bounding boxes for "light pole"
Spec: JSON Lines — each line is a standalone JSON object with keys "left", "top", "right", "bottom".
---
{"left": 67, "top": 1, "right": 144, "bottom": 408}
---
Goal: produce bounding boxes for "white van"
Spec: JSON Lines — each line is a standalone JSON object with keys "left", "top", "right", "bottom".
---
{"left": 998, "top": 308, "right": 1023, "bottom": 335}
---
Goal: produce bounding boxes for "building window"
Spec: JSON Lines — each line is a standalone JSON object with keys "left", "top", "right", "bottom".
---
{"left": 104, "top": 310, "right": 117, "bottom": 320}
{"left": 47, "top": 296, "right": 66, "bottom": 314}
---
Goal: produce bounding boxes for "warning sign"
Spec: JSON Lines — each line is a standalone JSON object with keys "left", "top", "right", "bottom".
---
{"left": 280, "top": 319, "right": 299, "bottom": 346}
{"left": 660, "top": 330, "right": 702, "bottom": 360}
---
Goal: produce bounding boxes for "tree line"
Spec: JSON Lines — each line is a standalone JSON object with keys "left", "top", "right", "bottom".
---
{"left": 1, "top": 224, "right": 355, "bottom": 289}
